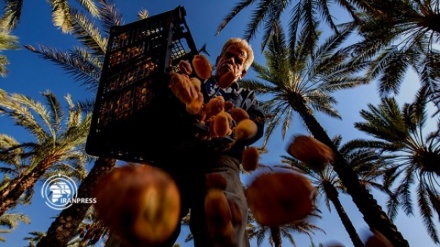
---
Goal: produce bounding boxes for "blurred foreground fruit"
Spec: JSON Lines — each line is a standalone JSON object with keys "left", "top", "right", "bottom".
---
{"left": 287, "top": 135, "right": 334, "bottom": 171}
{"left": 192, "top": 54, "right": 212, "bottom": 79}
{"left": 245, "top": 171, "right": 314, "bottom": 226}
{"left": 218, "top": 70, "right": 236, "bottom": 88}
{"left": 93, "top": 164, "right": 180, "bottom": 246}
{"left": 241, "top": 146, "right": 259, "bottom": 172}
{"left": 234, "top": 119, "right": 258, "bottom": 140}
{"left": 205, "top": 189, "right": 234, "bottom": 242}
{"left": 365, "top": 230, "right": 393, "bottom": 247}
{"left": 206, "top": 173, "right": 227, "bottom": 190}
{"left": 327, "top": 243, "right": 345, "bottom": 247}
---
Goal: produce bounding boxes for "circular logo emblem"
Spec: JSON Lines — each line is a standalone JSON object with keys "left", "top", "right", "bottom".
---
{"left": 41, "top": 174, "right": 78, "bottom": 210}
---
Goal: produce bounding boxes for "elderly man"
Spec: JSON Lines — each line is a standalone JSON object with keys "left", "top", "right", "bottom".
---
{"left": 108, "top": 38, "right": 264, "bottom": 247}
{"left": 152, "top": 38, "right": 264, "bottom": 247}
{"left": 192, "top": 38, "right": 263, "bottom": 247}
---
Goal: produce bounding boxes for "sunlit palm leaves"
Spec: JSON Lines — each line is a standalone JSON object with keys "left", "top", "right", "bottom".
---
{"left": 0, "top": 213, "right": 30, "bottom": 242}
{"left": 22, "top": 1, "right": 119, "bottom": 91}
{"left": 23, "top": 1, "right": 145, "bottom": 92}
{"left": 0, "top": 30, "right": 19, "bottom": 76}
{"left": 24, "top": 231, "right": 45, "bottom": 247}
{"left": 0, "top": 89, "right": 92, "bottom": 215}
{"left": 0, "top": 0, "right": 100, "bottom": 33}
{"left": 24, "top": 45, "right": 102, "bottom": 91}
{"left": 22, "top": 2, "right": 146, "bottom": 245}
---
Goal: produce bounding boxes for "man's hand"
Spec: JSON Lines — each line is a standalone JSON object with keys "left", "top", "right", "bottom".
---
{"left": 169, "top": 73, "right": 199, "bottom": 105}
{"left": 218, "top": 63, "right": 242, "bottom": 88}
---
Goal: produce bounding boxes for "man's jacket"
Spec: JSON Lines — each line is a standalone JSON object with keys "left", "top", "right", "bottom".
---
{"left": 200, "top": 76, "right": 265, "bottom": 159}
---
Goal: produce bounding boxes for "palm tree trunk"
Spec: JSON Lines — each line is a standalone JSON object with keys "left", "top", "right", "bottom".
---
{"left": 290, "top": 96, "right": 409, "bottom": 247}
{"left": 0, "top": 158, "right": 55, "bottom": 216}
{"left": 323, "top": 181, "right": 364, "bottom": 247}
{"left": 270, "top": 226, "right": 282, "bottom": 247}
{"left": 422, "top": 13, "right": 440, "bottom": 34}
{"left": 417, "top": 151, "right": 440, "bottom": 176}
{"left": 36, "top": 157, "right": 116, "bottom": 247}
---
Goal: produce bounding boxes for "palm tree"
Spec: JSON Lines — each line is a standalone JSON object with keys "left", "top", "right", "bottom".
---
{"left": 0, "top": 0, "right": 100, "bottom": 33}
{"left": 0, "top": 212, "right": 30, "bottom": 242}
{"left": 281, "top": 135, "right": 397, "bottom": 247}
{"left": 345, "top": 0, "right": 440, "bottom": 97}
{"left": 240, "top": 19, "right": 410, "bottom": 246}
{"left": 215, "top": 0, "right": 362, "bottom": 49}
{"left": 24, "top": 231, "right": 46, "bottom": 247}
{"left": 246, "top": 210, "right": 324, "bottom": 247}
{"left": 0, "top": 89, "right": 91, "bottom": 216}
{"left": 352, "top": 88, "right": 440, "bottom": 244}
{"left": 36, "top": 157, "right": 115, "bottom": 246}
{"left": 0, "top": 29, "right": 19, "bottom": 76}
{"left": 66, "top": 206, "right": 110, "bottom": 247}
{"left": 21, "top": 2, "right": 148, "bottom": 245}
{"left": 282, "top": 158, "right": 363, "bottom": 247}
{"left": 247, "top": 20, "right": 366, "bottom": 150}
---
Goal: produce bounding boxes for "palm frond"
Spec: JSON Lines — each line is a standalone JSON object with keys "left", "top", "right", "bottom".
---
{"left": 24, "top": 45, "right": 100, "bottom": 90}
{"left": 215, "top": 0, "right": 254, "bottom": 36}
{"left": 137, "top": 9, "right": 149, "bottom": 20}
{"left": 0, "top": 89, "right": 49, "bottom": 141}
{"left": 71, "top": 9, "right": 107, "bottom": 55}
{"left": 97, "top": 0, "right": 123, "bottom": 33}
{"left": 377, "top": 49, "right": 410, "bottom": 96}
{"left": 42, "top": 91, "right": 64, "bottom": 135}
{"left": 417, "top": 184, "right": 440, "bottom": 243}
{"left": 51, "top": 0, "right": 74, "bottom": 33}
{"left": 0, "top": 0, "right": 23, "bottom": 31}
{"left": 77, "top": 0, "right": 100, "bottom": 17}
{"left": 0, "top": 213, "right": 30, "bottom": 229}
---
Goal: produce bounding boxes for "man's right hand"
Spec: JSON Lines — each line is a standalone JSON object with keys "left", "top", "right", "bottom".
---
{"left": 168, "top": 72, "right": 200, "bottom": 105}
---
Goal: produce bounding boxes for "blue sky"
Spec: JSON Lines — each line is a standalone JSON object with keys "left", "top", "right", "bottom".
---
{"left": 0, "top": 1, "right": 438, "bottom": 246}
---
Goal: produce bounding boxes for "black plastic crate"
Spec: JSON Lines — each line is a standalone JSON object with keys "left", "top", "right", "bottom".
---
{"left": 85, "top": 6, "right": 202, "bottom": 163}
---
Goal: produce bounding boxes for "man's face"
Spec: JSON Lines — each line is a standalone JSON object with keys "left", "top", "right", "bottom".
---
{"left": 215, "top": 45, "right": 248, "bottom": 82}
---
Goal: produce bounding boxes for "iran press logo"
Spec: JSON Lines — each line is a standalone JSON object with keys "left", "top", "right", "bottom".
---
{"left": 41, "top": 174, "right": 96, "bottom": 210}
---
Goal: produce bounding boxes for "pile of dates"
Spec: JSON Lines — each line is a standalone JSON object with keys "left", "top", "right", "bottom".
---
{"left": 169, "top": 55, "right": 258, "bottom": 143}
